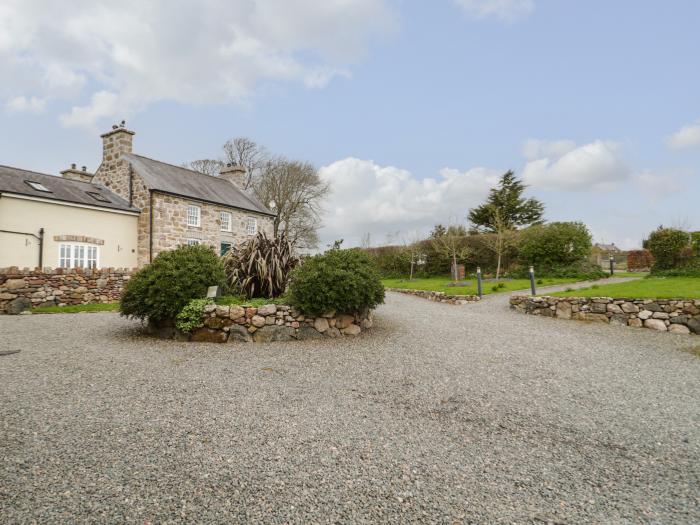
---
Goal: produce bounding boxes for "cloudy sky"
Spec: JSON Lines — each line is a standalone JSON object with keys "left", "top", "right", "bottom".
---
{"left": 1, "top": 0, "right": 699, "bottom": 249}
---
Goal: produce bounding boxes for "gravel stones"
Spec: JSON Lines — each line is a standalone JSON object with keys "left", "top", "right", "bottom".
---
{"left": 0, "top": 292, "right": 699, "bottom": 523}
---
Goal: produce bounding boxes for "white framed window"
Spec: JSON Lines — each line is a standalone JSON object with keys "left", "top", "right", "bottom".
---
{"left": 246, "top": 217, "right": 258, "bottom": 235}
{"left": 58, "top": 244, "right": 100, "bottom": 269}
{"left": 186, "top": 205, "right": 201, "bottom": 227}
{"left": 187, "top": 239, "right": 200, "bottom": 246}
{"left": 220, "top": 211, "right": 232, "bottom": 232}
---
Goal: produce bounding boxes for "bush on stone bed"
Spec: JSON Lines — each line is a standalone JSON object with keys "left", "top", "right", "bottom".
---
{"left": 289, "top": 247, "right": 385, "bottom": 316}
{"left": 120, "top": 244, "right": 226, "bottom": 323}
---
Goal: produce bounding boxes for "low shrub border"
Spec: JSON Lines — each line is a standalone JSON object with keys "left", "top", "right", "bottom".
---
{"left": 149, "top": 302, "right": 374, "bottom": 343}
{"left": 386, "top": 288, "right": 481, "bottom": 304}
{"left": 510, "top": 295, "right": 700, "bottom": 335}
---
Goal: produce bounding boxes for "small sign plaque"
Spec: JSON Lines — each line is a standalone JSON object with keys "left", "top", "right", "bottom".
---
{"left": 206, "top": 285, "right": 221, "bottom": 298}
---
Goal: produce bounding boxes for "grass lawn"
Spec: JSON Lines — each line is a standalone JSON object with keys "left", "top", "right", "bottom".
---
{"left": 551, "top": 277, "right": 700, "bottom": 299}
{"left": 215, "top": 295, "right": 288, "bottom": 307}
{"left": 32, "top": 302, "right": 120, "bottom": 314}
{"left": 382, "top": 276, "right": 586, "bottom": 296}
{"left": 609, "top": 271, "right": 649, "bottom": 278}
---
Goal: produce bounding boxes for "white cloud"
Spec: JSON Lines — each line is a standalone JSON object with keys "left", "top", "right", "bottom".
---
{"left": 522, "top": 139, "right": 630, "bottom": 192}
{"left": 0, "top": 0, "right": 398, "bottom": 128}
{"left": 666, "top": 119, "right": 700, "bottom": 150}
{"left": 318, "top": 158, "right": 502, "bottom": 246}
{"left": 634, "top": 170, "right": 684, "bottom": 202}
{"left": 6, "top": 95, "right": 46, "bottom": 113}
{"left": 453, "top": 0, "right": 534, "bottom": 21}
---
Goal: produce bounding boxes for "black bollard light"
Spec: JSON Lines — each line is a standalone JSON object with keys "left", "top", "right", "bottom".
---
{"left": 609, "top": 255, "right": 614, "bottom": 277}
{"left": 476, "top": 266, "right": 483, "bottom": 298}
{"left": 529, "top": 265, "right": 536, "bottom": 295}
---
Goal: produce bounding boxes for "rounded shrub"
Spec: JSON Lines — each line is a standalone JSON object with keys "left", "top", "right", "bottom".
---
{"left": 519, "top": 222, "right": 602, "bottom": 277}
{"left": 289, "top": 248, "right": 385, "bottom": 315}
{"left": 647, "top": 227, "right": 690, "bottom": 271}
{"left": 120, "top": 244, "right": 226, "bottom": 322}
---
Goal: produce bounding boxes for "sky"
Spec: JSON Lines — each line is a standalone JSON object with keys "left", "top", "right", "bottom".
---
{"left": 1, "top": 0, "right": 699, "bottom": 249}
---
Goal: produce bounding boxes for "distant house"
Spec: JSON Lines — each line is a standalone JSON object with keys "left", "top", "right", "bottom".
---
{"left": 594, "top": 243, "right": 622, "bottom": 253}
{"left": 591, "top": 242, "right": 626, "bottom": 268}
{"left": 0, "top": 122, "right": 275, "bottom": 269}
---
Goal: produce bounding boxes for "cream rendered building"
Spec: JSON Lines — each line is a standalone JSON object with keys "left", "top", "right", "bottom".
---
{"left": 0, "top": 166, "right": 139, "bottom": 269}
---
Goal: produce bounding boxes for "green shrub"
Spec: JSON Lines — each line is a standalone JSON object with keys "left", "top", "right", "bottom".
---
{"left": 647, "top": 227, "right": 690, "bottom": 271}
{"left": 223, "top": 232, "right": 299, "bottom": 299}
{"left": 175, "top": 298, "right": 212, "bottom": 333}
{"left": 289, "top": 248, "right": 385, "bottom": 315}
{"left": 120, "top": 244, "right": 226, "bottom": 322}
{"left": 518, "top": 222, "right": 593, "bottom": 271}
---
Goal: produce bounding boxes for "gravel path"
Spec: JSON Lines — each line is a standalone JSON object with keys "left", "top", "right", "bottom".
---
{"left": 1, "top": 293, "right": 699, "bottom": 523}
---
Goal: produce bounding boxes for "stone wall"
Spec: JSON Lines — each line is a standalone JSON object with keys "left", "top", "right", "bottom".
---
{"left": 150, "top": 193, "right": 274, "bottom": 260}
{"left": 386, "top": 288, "right": 481, "bottom": 304}
{"left": 151, "top": 304, "right": 373, "bottom": 343}
{"left": 510, "top": 295, "right": 700, "bottom": 335}
{"left": 0, "top": 267, "right": 132, "bottom": 314}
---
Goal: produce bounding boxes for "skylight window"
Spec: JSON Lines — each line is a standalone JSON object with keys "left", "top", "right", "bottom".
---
{"left": 25, "top": 180, "right": 51, "bottom": 192}
{"left": 85, "top": 191, "right": 111, "bottom": 203}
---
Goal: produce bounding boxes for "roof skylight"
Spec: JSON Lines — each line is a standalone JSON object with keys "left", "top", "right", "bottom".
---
{"left": 24, "top": 180, "right": 51, "bottom": 192}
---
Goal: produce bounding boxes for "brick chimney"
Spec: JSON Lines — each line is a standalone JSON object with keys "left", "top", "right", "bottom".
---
{"left": 219, "top": 163, "right": 247, "bottom": 190}
{"left": 61, "top": 163, "right": 94, "bottom": 183}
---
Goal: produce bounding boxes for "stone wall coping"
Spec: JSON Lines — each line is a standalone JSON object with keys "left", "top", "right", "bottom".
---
{"left": 510, "top": 294, "right": 700, "bottom": 335}
{"left": 150, "top": 303, "right": 374, "bottom": 343}
{"left": 0, "top": 267, "right": 135, "bottom": 275}
{"left": 386, "top": 287, "right": 481, "bottom": 304}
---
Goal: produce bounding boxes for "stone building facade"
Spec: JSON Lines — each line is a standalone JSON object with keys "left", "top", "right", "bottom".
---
{"left": 92, "top": 123, "right": 275, "bottom": 266}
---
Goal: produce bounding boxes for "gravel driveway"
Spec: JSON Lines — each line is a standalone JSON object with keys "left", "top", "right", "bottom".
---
{"left": 1, "top": 292, "right": 699, "bottom": 523}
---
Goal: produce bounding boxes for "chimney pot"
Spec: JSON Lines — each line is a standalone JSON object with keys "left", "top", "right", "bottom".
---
{"left": 82, "top": 166, "right": 87, "bottom": 172}
{"left": 71, "top": 163, "right": 76, "bottom": 169}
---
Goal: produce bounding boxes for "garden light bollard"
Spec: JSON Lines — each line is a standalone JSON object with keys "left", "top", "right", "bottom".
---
{"left": 476, "top": 266, "right": 483, "bottom": 298}
{"left": 529, "top": 266, "right": 536, "bottom": 295}
{"left": 609, "top": 255, "right": 614, "bottom": 277}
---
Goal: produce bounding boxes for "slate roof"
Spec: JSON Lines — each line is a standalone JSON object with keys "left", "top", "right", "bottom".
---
{"left": 595, "top": 243, "right": 621, "bottom": 252}
{"left": 0, "top": 165, "right": 139, "bottom": 213}
{"left": 123, "top": 153, "right": 274, "bottom": 216}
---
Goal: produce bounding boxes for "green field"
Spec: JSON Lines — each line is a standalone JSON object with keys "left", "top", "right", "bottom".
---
{"left": 551, "top": 277, "right": 700, "bottom": 299}
{"left": 382, "top": 276, "right": 584, "bottom": 296}
{"left": 32, "top": 302, "right": 120, "bottom": 314}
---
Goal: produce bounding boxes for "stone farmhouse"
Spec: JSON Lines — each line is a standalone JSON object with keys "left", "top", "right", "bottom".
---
{"left": 0, "top": 123, "right": 275, "bottom": 269}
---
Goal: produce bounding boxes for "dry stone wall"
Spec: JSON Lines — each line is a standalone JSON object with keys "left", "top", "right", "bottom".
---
{"left": 0, "top": 267, "right": 132, "bottom": 314}
{"left": 386, "top": 288, "right": 481, "bottom": 304}
{"left": 150, "top": 304, "right": 373, "bottom": 343}
{"left": 510, "top": 295, "right": 700, "bottom": 335}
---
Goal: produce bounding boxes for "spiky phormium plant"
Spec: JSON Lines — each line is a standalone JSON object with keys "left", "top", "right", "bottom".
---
{"left": 223, "top": 232, "right": 299, "bottom": 299}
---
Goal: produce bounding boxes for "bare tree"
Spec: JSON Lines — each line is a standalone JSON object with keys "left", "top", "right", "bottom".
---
{"left": 222, "top": 137, "right": 268, "bottom": 189}
{"left": 182, "top": 159, "right": 225, "bottom": 177}
{"left": 430, "top": 220, "right": 469, "bottom": 282}
{"left": 252, "top": 157, "right": 329, "bottom": 250}
{"left": 360, "top": 232, "right": 372, "bottom": 249}
{"left": 477, "top": 205, "right": 516, "bottom": 280}
{"left": 402, "top": 231, "right": 424, "bottom": 281}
